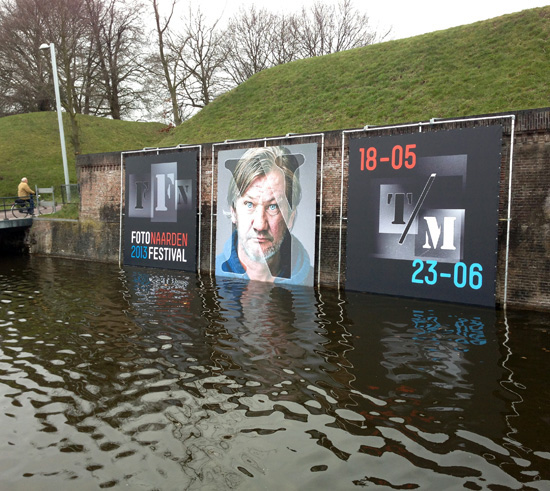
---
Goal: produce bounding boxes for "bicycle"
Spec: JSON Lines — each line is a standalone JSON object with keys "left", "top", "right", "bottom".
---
{"left": 11, "top": 196, "right": 44, "bottom": 218}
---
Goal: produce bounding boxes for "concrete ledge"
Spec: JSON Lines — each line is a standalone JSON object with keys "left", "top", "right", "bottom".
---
{"left": 28, "top": 219, "right": 120, "bottom": 263}
{"left": 0, "top": 217, "right": 33, "bottom": 229}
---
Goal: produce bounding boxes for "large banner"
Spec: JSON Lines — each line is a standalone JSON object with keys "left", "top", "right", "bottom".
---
{"left": 123, "top": 151, "right": 198, "bottom": 271}
{"left": 346, "top": 126, "right": 502, "bottom": 307}
{"left": 215, "top": 144, "right": 318, "bottom": 287}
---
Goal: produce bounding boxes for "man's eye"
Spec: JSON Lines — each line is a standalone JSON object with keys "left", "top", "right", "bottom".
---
{"left": 244, "top": 201, "right": 253, "bottom": 209}
{"left": 267, "top": 204, "right": 279, "bottom": 215}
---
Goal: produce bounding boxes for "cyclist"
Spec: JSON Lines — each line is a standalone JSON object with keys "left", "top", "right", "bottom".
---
{"left": 17, "top": 177, "right": 36, "bottom": 215}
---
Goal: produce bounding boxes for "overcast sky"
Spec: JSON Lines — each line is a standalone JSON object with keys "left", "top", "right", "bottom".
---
{"left": 188, "top": 0, "right": 549, "bottom": 40}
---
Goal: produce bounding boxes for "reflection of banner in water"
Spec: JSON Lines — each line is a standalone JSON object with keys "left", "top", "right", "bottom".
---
{"left": 343, "top": 292, "right": 505, "bottom": 431}
{"left": 214, "top": 277, "right": 348, "bottom": 393}
{"left": 123, "top": 267, "right": 207, "bottom": 363}
{"left": 127, "top": 268, "right": 193, "bottom": 311}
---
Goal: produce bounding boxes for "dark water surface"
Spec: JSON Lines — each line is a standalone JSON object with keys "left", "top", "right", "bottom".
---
{"left": 0, "top": 256, "right": 549, "bottom": 490}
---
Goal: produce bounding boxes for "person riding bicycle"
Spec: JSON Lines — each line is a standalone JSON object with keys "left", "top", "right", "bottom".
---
{"left": 17, "top": 177, "right": 36, "bottom": 215}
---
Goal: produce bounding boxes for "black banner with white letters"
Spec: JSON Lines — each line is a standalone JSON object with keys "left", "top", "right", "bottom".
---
{"left": 123, "top": 151, "right": 198, "bottom": 271}
{"left": 346, "top": 126, "right": 502, "bottom": 307}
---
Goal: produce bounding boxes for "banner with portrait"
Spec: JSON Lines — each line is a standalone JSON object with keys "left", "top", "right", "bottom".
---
{"left": 215, "top": 143, "right": 318, "bottom": 287}
{"left": 346, "top": 126, "right": 502, "bottom": 307}
{"left": 123, "top": 151, "right": 198, "bottom": 271}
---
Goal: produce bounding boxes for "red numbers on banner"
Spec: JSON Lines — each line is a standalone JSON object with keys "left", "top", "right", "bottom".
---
{"left": 359, "top": 147, "right": 378, "bottom": 171}
{"left": 360, "top": 144, "right": 417, "bottom": 171}
{"left": 404, "top": 144, "right": 417, "bottom": 169}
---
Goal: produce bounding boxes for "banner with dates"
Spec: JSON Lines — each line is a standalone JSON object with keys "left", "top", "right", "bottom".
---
{"left": 123, "top": 151, "right": 198, "bottom": 271}
{"left": 346, "top": 126, "right": 502, "bottom": 307}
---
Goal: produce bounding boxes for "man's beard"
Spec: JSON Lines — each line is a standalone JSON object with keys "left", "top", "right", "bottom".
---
{"left": 242, "top": 231, "right": 285, "bottom": 263}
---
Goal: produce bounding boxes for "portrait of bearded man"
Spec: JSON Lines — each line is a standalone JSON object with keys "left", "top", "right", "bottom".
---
{"left": 215, "top": 145, "right": 317, "bottom": 286}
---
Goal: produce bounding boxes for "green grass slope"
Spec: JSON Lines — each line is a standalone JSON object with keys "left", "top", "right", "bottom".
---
{"left": 159, "top": 6, "right": 550, "bottom": 146}
{"left": 0, "top": 112, "right": 166, "bottom": 197}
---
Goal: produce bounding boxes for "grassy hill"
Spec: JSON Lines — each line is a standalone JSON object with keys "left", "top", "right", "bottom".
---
{"left": 0, "top": 112, "right": 165, "bottom": 197}
{"left": 1, "top": 6, "right": 549, "bottom": 198}
{"left": 159, "top": 6, "right": 550, "bottom": 145}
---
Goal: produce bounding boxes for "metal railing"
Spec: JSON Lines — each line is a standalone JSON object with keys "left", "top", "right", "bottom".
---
{"left": 0, "top": 195, "right": 36, "bottom": 220}
{"left": 1, "top": 196, "right": 14, "bottom": 220}
{"left": 60, "top": 184, "right": 80, "bottom": 204}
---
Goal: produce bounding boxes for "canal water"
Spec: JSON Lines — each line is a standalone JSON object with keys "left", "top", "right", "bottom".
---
{"left": 0, "top": 255, "right": 548, "bottom": 490}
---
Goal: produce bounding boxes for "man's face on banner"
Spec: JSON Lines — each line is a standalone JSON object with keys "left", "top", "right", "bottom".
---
{"left": 231, "top": 168, "right": 295, "bottom": 263}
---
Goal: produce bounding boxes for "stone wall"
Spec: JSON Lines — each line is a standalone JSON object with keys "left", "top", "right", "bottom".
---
{"left": 66, "top": 108, "right": 550, "bottom": 311}
{"left": 29, "top": 219, "right": 120, "bottom": 263}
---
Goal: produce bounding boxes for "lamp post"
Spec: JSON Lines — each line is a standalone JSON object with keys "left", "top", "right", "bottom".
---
{"left": 40, "top": 42, "right": 70, "bottom": 200}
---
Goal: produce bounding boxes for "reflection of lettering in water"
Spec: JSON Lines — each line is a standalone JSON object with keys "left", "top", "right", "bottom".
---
{"left": 411, "top": 310, "right": 486, "bottom": 348}
{"left": 132, "top": 274, "right": 193, "bottom": 310}
{"left": 379, "top": 309, "right": 487, "bottom": 388}
{"left": 132, "top": 273, "right": 190, "bottom": 298}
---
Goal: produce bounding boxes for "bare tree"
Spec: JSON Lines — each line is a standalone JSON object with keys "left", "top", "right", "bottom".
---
{"left": 298, "top": 0, "right": 382, "bottom": 58}
{"left": 149, "top": 0, "right": 185, "bottom": 125}
{"left": 0, "top": 0, "right": 98, "bottom": 151}
{"left": 298, "top": 2, "right": 334, "bottom": 57}
{"left": 147, "top": 1, "right": 228, "bottom": 123}
{"left": 223, "top": 6, "right": 279, "bottom": 85}
{"left": 173, "top": 8, "right": 228, "bottom": 109}
{"left": 0, "top": 0, "right": 148, "bottom": 123}
{"left": 0, "top": 0, "right": 56, "bottom": 115}
{"left": 270, "top": 13, "right": 302, "bottom": 66}
{"left": 222, "top": 1, "right": 386, "bottom": 86}
{"left": 85, "top": 0, "right": 146, "bottom": 120}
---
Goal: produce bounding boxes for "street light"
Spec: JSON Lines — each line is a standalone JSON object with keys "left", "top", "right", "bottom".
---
{"left": 39, "top": 42, "right": 70, "bottom": 200}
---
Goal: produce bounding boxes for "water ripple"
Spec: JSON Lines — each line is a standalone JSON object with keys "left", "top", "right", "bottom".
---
{"left": 0, "top": 257, "right": 548, "bottom": 489}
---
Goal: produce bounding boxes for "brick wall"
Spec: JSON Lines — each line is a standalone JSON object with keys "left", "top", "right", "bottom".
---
{"left": 76, "top": 108, "right": 550, "bottom": 311}
{"left": 78, "top": 151, "right": 122, "bottom": 222}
